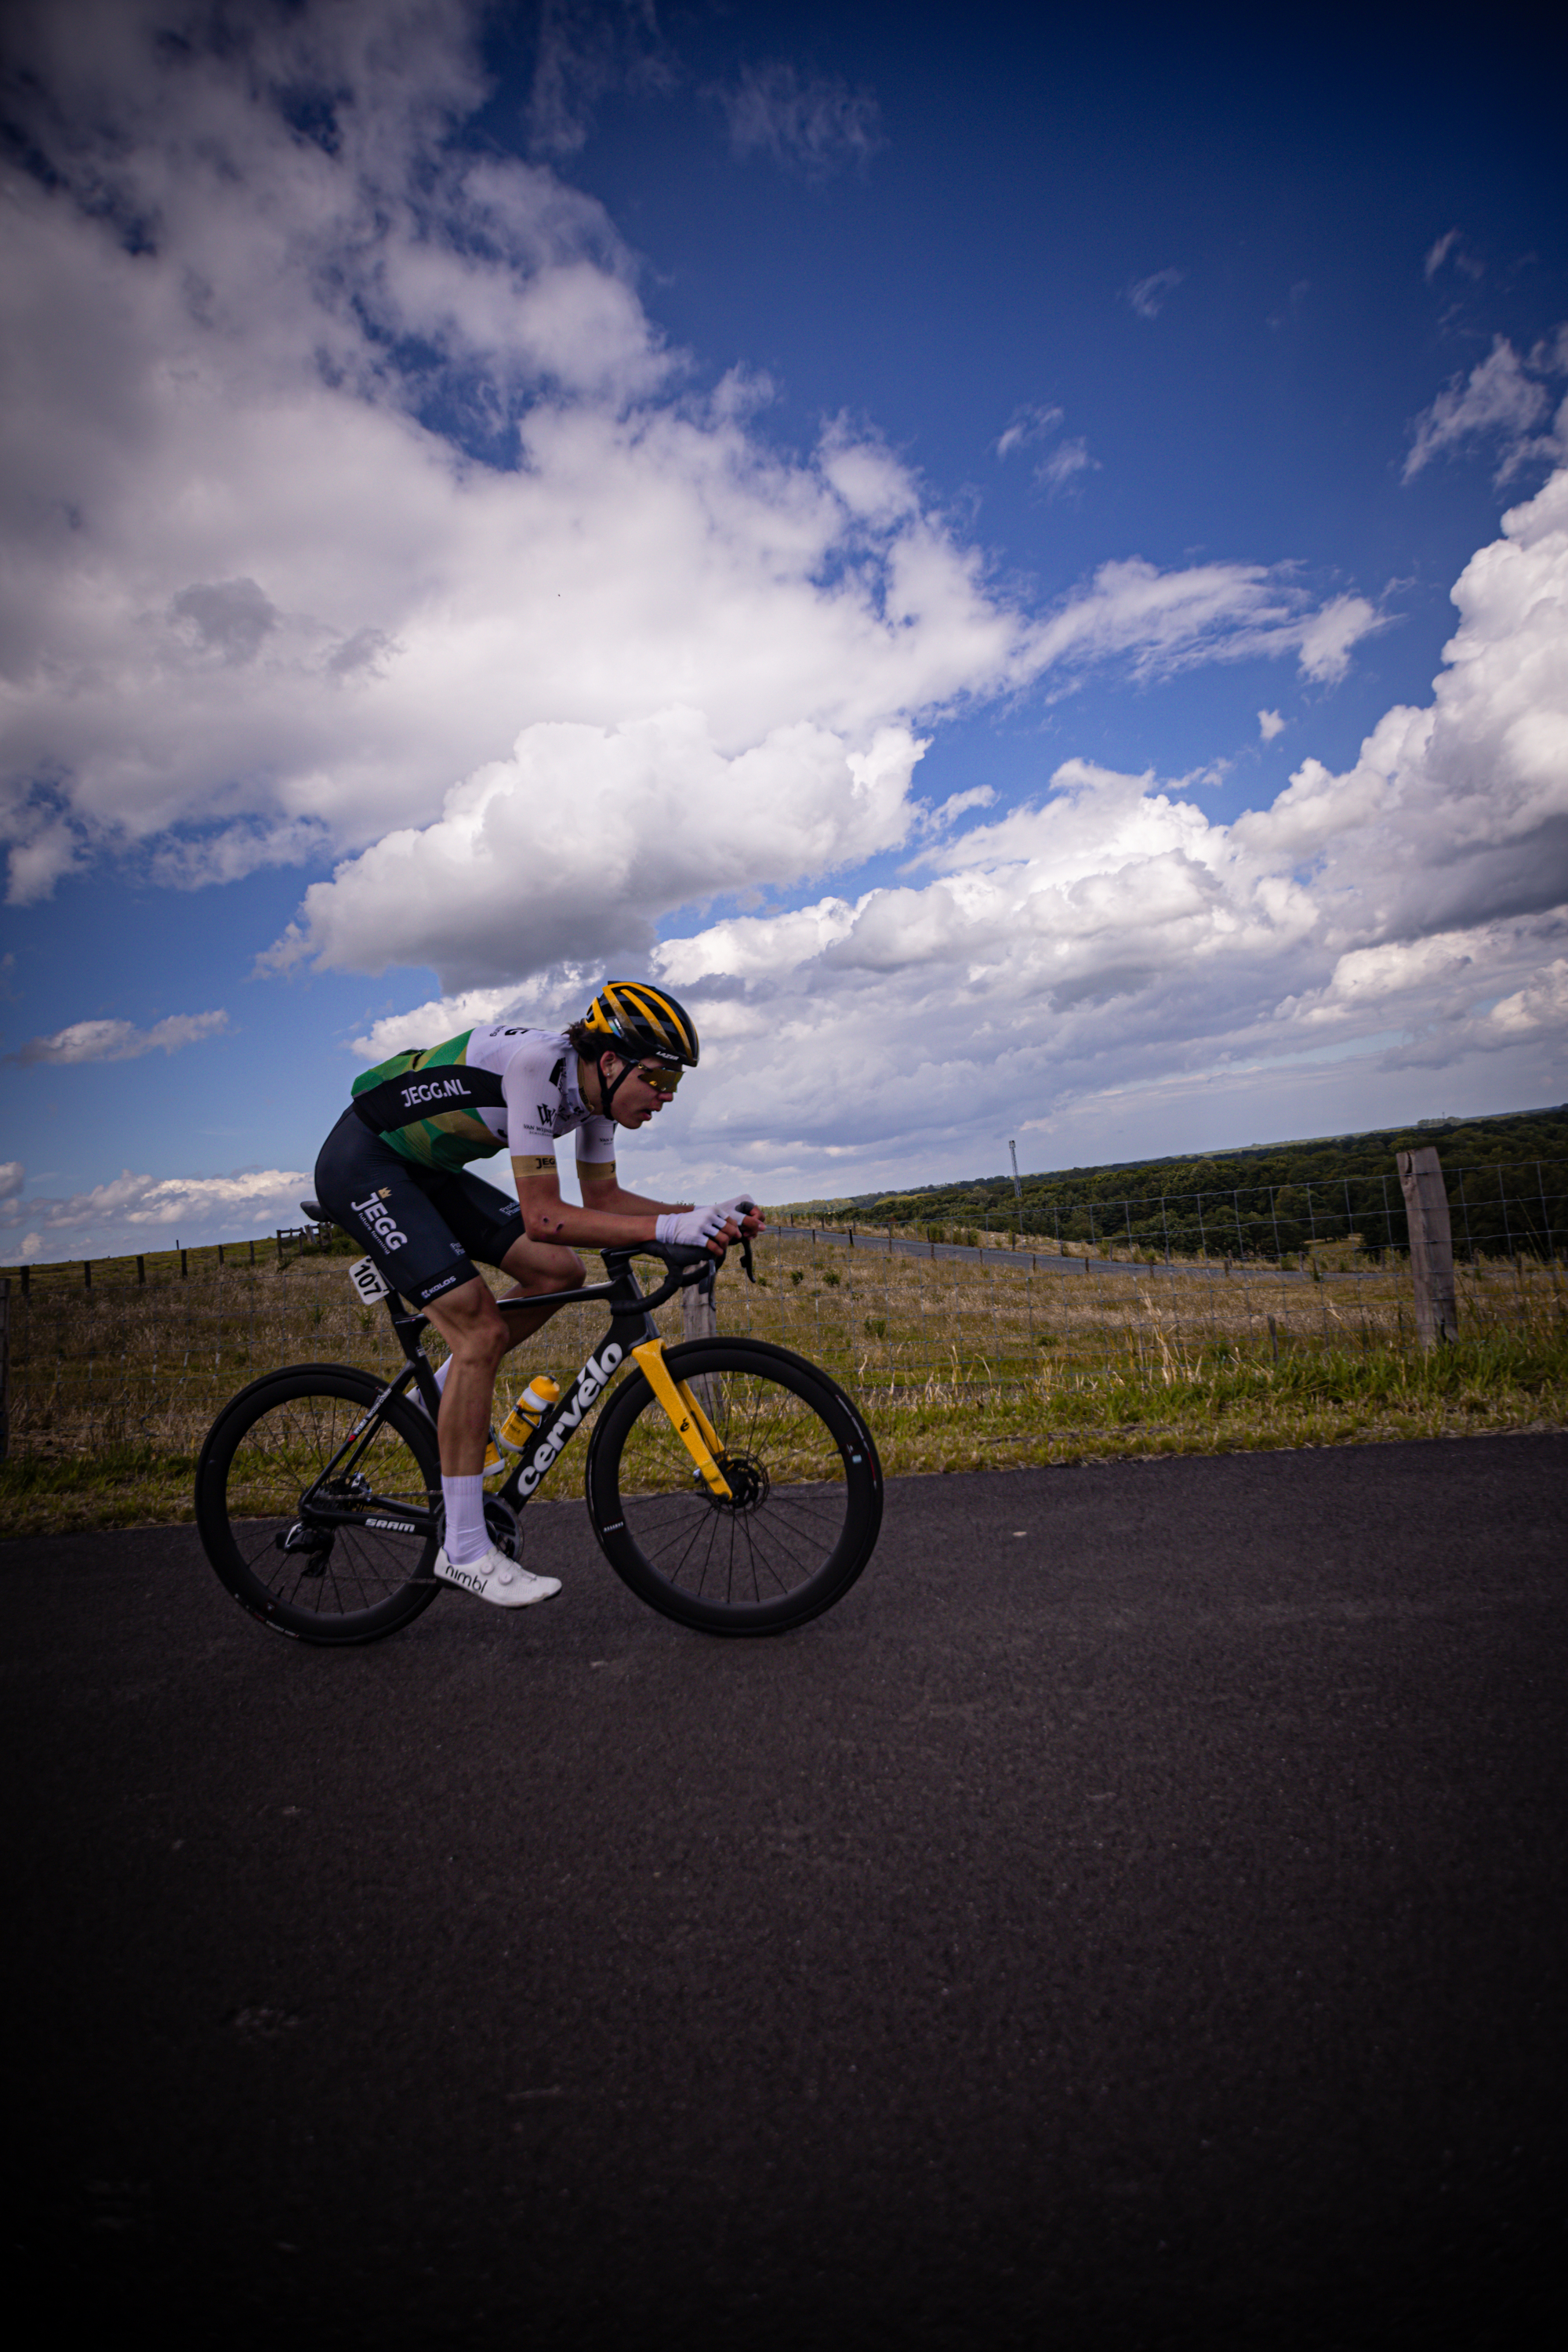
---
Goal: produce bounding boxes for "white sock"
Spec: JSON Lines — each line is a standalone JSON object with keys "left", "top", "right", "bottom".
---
{"left": 416, "top": 1357, "right": 453, "bottom": 1421}
{"left": 441, "top": 1472, "right": 490, "bottom": 1566}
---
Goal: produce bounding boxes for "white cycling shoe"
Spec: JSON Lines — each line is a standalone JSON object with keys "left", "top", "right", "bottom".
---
{"left": 434, "top": 1543, "right": 561, "bottom": 1609}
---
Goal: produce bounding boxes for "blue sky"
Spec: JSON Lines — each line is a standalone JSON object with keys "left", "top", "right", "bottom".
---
{"left": 2, "top": 0, "right": 1566, "bottom": 1258}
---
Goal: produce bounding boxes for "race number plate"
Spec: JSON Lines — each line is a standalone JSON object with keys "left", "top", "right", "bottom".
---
{"left": 347, "top": 1254, "right": 391, "bottom": 1305}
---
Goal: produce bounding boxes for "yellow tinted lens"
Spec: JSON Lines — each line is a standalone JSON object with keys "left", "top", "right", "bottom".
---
{"left": 640, "top": 1063, "right": 682, "bottom": 1095}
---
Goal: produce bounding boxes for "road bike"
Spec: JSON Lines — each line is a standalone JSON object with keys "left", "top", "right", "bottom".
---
{"left": 194, "top": 1209, "right": 883, "bottom": 1645}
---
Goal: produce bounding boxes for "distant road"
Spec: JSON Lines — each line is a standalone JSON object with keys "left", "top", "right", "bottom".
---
{"left": 773, "top": 1221, "right": 1326, "bottom": 1281}
{"left": 6, "top": 1433, "right": 1565, "bottom": 2348}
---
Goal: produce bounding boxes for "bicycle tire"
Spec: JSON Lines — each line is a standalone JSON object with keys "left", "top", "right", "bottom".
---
{"left": 195, "top": 1363, "right": 443, "bottom": 1645}
{"left": 584, "top": 1338, "right": 882, "bottom": 1635}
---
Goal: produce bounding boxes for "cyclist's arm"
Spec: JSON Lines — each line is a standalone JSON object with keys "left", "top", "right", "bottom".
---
{"left": 579, "top": 1161, "right": 687, "bottom": 1219}
{"left": 583, "top": 1161, "right": 764, "bottom": 1236}
{"left": 512, "top": 1156, "right": 699, "bottom": 1248}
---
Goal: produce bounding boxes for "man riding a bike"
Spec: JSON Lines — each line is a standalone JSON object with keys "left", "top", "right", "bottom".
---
{"left": 314, "top": 981, "right": 763, "bottom": 1610}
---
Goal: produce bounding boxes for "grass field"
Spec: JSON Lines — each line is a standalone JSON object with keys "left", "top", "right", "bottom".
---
{"left": 2, "top": 1231, "right": 1564, "bottom": 1536}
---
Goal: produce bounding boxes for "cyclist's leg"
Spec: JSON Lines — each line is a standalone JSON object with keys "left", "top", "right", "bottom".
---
{"left": 495, "top": 1232, "right": 587, "bottom": 1344}
{"left": 423, "top": 1166, "right": 586, "bottom": 1352}
{"left": 405, "top": 1169, "right": 585, "bottom": 1465}
{"left": 419, "top": 1275, "right": 514, "bottom": 1475}
{"left": 314, "top": 1110, "right": 485, "bottom": 1319}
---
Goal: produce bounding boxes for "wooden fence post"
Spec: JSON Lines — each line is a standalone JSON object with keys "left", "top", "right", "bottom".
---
{"left": 1397, "top": 1145, "right": 1458, "bottom": 1347}
{"left": 681, "top": 1266, "right": 720, "bottom": 1421}
{"left": 681, "top": 1274, "right": 717, "bottom": 1346}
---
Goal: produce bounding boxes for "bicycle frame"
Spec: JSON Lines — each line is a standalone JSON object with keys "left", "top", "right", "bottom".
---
{"left": 295, "top": 1243, "right": 738, "bottom": 1540}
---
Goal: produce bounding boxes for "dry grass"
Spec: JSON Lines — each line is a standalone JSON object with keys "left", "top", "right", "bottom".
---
{"left": 3, "top": 1233, "right": 1563, "bottom": 1534}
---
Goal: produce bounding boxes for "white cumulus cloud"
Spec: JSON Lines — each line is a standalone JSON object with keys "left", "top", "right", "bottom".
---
{"left": 0, "top": 1166, "right": 313, "bottom": 1258}
{"left": 1490, "top": 956, "right": 1568, "bottom": 1038}
{"left": 2, "top": 0, "right": 1383, "bottom": 927}
{"left": 8, "top": 1011, "right": 229, "bottom": 1065}
{"left": 429, "top": 466, "right": 1564, "bottom": 1194}
{"left": 270, "top": 718, "right": 928, "bottom": 989}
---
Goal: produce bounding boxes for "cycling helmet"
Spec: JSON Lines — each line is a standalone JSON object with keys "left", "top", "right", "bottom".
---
{"left": 581, "top": 982, "right": 700, "bottom": 1069}
{"left": 580, "top": 982, "right": 699, "bottom": 1121}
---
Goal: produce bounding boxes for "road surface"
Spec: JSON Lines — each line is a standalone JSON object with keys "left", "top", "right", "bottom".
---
{"left": 5, "top": 1433, "right": 1565, "bottom": 2348}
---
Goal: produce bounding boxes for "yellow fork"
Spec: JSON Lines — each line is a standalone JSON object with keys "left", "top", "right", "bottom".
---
{"left": 630, "top": 1339, "right": 732, "bottom": 1501}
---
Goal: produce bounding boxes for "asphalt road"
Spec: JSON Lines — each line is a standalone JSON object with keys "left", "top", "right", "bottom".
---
{"left": 5, "top": 1435, "right": 1566, "bottom": 2350}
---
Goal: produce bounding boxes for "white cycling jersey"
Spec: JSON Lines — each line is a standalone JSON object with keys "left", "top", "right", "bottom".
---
{"left": 350, "top": 1024, "right": 617, "bottom": 1175}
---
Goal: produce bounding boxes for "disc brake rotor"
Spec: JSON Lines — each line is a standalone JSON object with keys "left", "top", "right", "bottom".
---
{"left": 706, "top": 1449, "right": 768, "bottom": 1514}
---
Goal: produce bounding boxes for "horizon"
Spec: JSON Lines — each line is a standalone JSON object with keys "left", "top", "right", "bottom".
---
{"left": 10, "top": 1100, "right": 1565, "bottom": 1266}
{"left": 3, "top": 1, "right": 1565, "bottom": 1263}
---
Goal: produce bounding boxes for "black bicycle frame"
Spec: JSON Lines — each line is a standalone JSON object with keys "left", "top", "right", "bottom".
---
{"left": 296, "top": 1243, "right": 728, "bottom": 1537}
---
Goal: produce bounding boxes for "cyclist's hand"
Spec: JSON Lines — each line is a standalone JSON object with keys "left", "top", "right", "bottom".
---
{"left": 717, "top": 1193, "right": 764, "bottom": 1236}
{"left": 656, "top": 1206, "right": 729, "bottom": 1250}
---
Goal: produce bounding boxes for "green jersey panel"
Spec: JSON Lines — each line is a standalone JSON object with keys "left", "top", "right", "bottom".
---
{"left": 350, "top": 1031, "right": 507, "bottom": 1172}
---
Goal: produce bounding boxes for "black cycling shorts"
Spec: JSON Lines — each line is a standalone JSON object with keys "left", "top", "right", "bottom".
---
{"left": 314, "top": 1107, "right": 528, "bottom": 1309}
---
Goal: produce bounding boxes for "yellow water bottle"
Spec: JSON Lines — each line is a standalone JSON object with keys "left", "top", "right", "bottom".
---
{"left": 498, "top": 1373, "right": 561, "bottom": 1451}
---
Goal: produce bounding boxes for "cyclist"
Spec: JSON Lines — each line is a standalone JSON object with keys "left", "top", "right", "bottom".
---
{"left": 313, "top": 982, "right": 762, "bottom": 1610}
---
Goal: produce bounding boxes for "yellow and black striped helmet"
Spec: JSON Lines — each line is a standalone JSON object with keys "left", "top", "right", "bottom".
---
{"left": 582, "top": 981, "right": 700, "bottom": 1069}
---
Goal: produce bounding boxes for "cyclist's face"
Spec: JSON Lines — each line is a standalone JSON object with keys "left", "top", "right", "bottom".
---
{"left": 609, "top": 1057, "right": 682, "bottom": 1123}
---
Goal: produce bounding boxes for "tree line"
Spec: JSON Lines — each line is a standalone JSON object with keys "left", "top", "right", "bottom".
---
{"left": 783, "top": 1105, "right": 1568, "bottom": 1265}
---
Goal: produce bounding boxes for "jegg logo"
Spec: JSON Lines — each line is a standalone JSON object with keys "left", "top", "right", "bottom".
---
{"left": 401, "top": 1076, "right": 467, "bottom": 1109}
{"left": 350, "top": 1191, "right": 408, "bottom": 1250}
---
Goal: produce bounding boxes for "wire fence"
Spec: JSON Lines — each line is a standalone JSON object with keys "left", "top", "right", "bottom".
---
{"left": 2, "top": 1160, "right": 1563, "bottom": 1461}
{"left": 797, "top": 1157, "right": 1568, "bottom": 1269}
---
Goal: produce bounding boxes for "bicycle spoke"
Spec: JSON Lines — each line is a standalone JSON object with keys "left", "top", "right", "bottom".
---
{"left": 590, "top": 1341, "right": 880, "bottom": 1632}
{"left": 198, "top": 1367, "right": 441, "bottom": 1644}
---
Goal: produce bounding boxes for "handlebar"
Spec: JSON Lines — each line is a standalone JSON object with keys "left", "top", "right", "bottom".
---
{"left": 494, "top": 1229, "right": 756, "bottom": 1319}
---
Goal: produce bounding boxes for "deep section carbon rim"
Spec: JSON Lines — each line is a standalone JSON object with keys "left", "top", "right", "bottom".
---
{"left": 586, "top": 1338, "right": 881, "bottom": 1634}
{"left": 195, "top": 1365, "right": 442, "bottom": 1643}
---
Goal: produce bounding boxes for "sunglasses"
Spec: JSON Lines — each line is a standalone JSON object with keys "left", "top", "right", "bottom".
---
{"left": 633, "top": 1062, "right": 684, "bottom": 1097}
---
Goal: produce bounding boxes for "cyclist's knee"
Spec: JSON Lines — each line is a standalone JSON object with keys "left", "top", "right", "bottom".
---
{"left": 427, "top": 1278, "right": 508, "bottom": 1362}
{"left": 506, "top": 1245, "right": 584, "bottom": 1295}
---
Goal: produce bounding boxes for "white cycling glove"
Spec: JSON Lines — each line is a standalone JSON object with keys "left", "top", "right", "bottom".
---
{"left": 717, "top": 1194, "right": 757, "bottom": 1222}
{"left": 655, "top": 1205, "right": 728, "bottom": 1247}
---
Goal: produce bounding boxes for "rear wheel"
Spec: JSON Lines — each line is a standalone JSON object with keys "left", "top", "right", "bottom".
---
{"left": 585, "top": 1338, "right": 882, "bottom": 1634}
{"left": 195, "top": 1364, "right": 442, "bottom": 1644}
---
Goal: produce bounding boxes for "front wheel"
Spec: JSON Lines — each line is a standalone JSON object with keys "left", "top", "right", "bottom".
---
{"left": 195, "top": 1363, "right": 443, "bottom": 1644}
{"left": 585, "top": 1338, "right": 882, "bottom": 1634}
